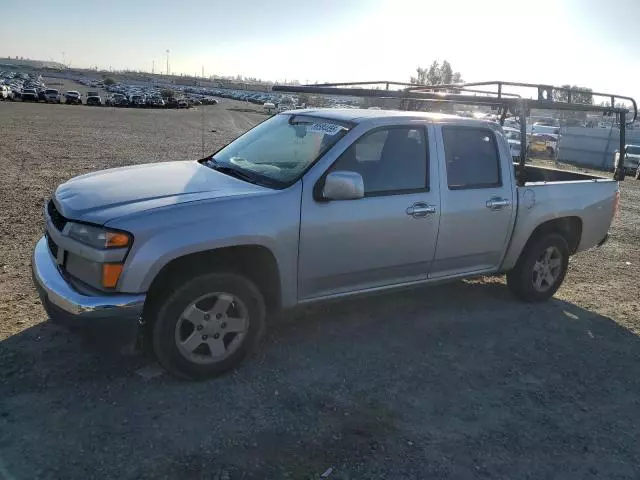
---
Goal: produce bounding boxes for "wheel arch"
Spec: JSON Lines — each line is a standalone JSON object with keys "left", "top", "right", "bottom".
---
{"left": 516, "top": 216, "right": 583, "bottom": 263}
{"left": 142, "top": 245, "right": 282, "bottom": 325}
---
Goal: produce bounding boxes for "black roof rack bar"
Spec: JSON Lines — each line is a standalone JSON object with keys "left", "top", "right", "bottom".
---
{"left": 411, "top": 86, "right": 522, "bottom": 98}
{"left": 273, "top": 80, "right": 637, "bottom": 122}
{"left": 414, "top": 80, "right": 638, "bottom": 122}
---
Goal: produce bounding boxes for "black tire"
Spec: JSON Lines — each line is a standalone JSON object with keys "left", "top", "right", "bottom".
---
{"left": 507, "top": 233, "right": 569, "bottom": 303}
{"left": 152, "top": 272, "right": 266, "bottom": 380}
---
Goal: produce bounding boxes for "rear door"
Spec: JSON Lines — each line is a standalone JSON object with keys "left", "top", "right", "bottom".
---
{"left": 430, "top": 124, "right": 516, "bottom": 277}
{"left": 298, "top": 123, "right": 441, "bottom": 300}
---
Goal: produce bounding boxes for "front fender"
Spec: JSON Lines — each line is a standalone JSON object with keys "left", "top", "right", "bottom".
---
{"left": 111, "top": 182, "right": 302, "bottom": 309}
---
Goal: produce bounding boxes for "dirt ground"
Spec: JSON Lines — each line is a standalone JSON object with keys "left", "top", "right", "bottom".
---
{"left": 0, "top": 99, "right": 639, "bottom": 479}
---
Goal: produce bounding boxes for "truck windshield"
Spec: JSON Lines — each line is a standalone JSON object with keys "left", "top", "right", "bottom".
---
{"left": 626, "top": 146, "right": 640, "bottom": 155}
{"left": 208, "top": 114, "right": 351, "bottom": 187}
{"left": 503, "top": 130, "right": 520, "bottom": 141}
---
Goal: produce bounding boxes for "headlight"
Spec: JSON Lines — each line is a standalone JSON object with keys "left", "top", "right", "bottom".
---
{"left": 67, "top": 222, "right": 131, "bottom": 249}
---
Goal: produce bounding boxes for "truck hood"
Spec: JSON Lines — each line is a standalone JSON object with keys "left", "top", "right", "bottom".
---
{"left": 54, "top": 161, "right": 270, "bottom": 225}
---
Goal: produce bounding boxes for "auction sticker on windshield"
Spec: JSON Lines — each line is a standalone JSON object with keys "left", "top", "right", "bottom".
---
{"left": 307, "top": 123, "right": 345, "bottom": 135}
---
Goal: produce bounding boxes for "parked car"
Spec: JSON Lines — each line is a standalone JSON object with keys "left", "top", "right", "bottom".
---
{"left": 177, "top": 99, "right": 189, "bottom": 109}
{"left": 502, "top": 126, "right": 522, "bottom": 160}
{"left": 530, "top": 124, "right": 560, "bottom": 136}
{"left": 528, "top": 133, "right": 558, "bottom": 157}
{"left": 32, "top": 109, "right": 619, "bottom": 380}
{"left": 146, "top": 97, "right": 165, "bottom": 108}
{"left": 65, "top": 91, "right": 82, "bottom": 105}
{"left": 109, "top": 93, "right": 128, "bottom": 107}
{"left": 165, "top": 97, "right": 179, "bottom": 108}
{"left": 129, "top": 94, "right": 146, "bottom": 107}
{"left": 0, "top": 85, "right": 10, "bottom": 100}
{"left": 37, "top": 89, "right": 47, "bottom": 102}
{"left": 21, "top": 88, "right": 38, "bottom": 102}
{"left": 614, "top": 144, "right": 640, "bottom": 176}
{"left": 85, "top": 91, "right": 102, "bottom": 106}
{"left": 44, "top": 89, "right": 61, "bottom": 103}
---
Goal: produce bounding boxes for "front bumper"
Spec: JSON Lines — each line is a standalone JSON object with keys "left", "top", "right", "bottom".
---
{"left": 31, "top": 237, "right": 145, "bottom": 337}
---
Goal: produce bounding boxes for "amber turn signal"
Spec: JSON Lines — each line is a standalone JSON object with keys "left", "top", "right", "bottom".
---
{"left": 106, "top": 232, "right": 130, "bottom": 248}
{"left": 102, "top": 263, "right": 124, "bottom": 288}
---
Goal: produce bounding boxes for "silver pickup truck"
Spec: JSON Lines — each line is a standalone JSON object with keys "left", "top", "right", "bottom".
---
{"left": 32, "top": 109, "right": 618, "bottom": 379}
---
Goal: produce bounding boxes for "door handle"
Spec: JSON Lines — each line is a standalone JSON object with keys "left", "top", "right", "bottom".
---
{"left": 406, "top": 202, "right": 436, "bottom": 218}
{"left": 485, "top": 197, "right": 511, "bottom": 210}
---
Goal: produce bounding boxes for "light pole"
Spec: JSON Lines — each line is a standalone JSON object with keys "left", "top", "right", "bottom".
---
{"left": 166, "top": 49, "right": 170, "bottom": 76}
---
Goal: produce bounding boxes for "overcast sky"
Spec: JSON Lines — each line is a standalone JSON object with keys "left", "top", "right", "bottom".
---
{"left": 2, "top": 0, "right": 640, "bottom": 99}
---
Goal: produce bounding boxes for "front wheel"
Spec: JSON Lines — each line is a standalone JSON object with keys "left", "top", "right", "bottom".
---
{"left": 152, "top": 272, "right": 266, "bottom": 380}
{"left": 507, "top": 233, "right": 569, "bottom": 302}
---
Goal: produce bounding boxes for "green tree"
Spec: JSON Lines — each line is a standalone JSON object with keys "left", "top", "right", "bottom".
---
{"left": 103, "top": 77, "right": 116, "bottom": 85}
{"left": 411, "top": 60, "right": 463, "bottom": 85}
{"left": 160, "top": 88, "right": 175, "bottom": 99}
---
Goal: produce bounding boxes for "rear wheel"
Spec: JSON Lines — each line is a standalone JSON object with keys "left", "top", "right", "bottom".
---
{"left": 152, "top": 272, "right": 266, "bottom": 380}
{"left": 507, "top": 233, "right": 569, "bottom": 302}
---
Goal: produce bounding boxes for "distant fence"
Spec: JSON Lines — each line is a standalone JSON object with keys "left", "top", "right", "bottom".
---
{"left": 557, "top": 126, "right": 640, "bottom": 170}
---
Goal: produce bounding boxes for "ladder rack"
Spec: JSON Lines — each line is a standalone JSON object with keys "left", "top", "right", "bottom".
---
{"left": 273, "top": 81, "right": 637, "bottom": 182}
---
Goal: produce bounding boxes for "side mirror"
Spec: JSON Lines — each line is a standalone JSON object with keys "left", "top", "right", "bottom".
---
{"left": 322, "top": 171, "right": 364, "bottom": 201}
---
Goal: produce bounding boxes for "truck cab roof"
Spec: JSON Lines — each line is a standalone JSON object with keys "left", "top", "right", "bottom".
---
{"left": 284, "top": 108, "right": 494, "bottom": 127}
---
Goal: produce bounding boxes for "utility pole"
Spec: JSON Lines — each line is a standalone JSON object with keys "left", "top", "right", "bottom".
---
{"left": 166, "top": 50, "right": 170, "bottom": 75}
{"left": 62, "top": 52, "right": 65, "bottom": 66}
{"left": 202, "top": 65, "right": 204, "bottom": 78}
{"left": 152, "top": 60, "right": 154, "bottom": 74}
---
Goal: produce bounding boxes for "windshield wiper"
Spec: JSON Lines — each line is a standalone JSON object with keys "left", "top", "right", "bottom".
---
{"left": 206, "top": 159, "right": 256, "bottom": 183}
{"left": 206, "top": 158, "right": 278, "bottom": 187}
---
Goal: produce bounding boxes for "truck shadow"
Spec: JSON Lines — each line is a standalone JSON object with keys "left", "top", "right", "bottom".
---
{"left": 2, "top": 278, "right": 640, "bottom": 478}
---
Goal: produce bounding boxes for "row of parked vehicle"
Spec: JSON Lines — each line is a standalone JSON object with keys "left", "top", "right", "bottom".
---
{"left": 0, "top": 70, "right": 44, "bottom": 100}
{"left": 0, "top": 86, "right": 87, "bottom": 104}
{"left": 3, "top": 70, "right": 361, "bottom": 114}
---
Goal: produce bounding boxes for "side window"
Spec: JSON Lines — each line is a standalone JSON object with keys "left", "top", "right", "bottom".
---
{"left": 331, "top": 127, "right": 428, "bottom": 195}
{"left": 442, "top": 127, "right": 501, "bottom": 189}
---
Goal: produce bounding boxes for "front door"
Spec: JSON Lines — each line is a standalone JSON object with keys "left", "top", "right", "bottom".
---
{"left": 431, "top": 125, "right": 515, "bottom": 277}
{"left": 298, "top": 125, "right": 441, "bottom": 300}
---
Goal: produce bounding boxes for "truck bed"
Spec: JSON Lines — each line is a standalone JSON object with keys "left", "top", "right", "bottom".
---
{"left": 514, "top": 164, "right": 608, "bottom": 183}
{"left": 501, "top": 164, "right": 618, "bottom": 271}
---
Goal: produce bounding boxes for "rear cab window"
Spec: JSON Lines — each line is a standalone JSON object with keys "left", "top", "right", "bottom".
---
{"left": 442, "top": 126, "right": 501, "bottom": 189}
